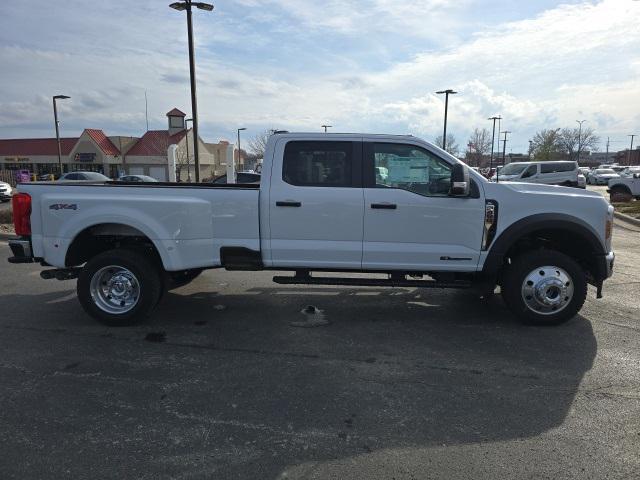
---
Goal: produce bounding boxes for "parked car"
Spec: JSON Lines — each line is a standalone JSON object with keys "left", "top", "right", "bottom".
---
{"left": 577, "top": 173, "right": 586, "bottom": 189}
{"left": 0, "top": 181, "right": 13, "bottom": 202}
{"left": 210, "top": 172, "right": 261, "bottom": 184}
{"left": 117, "top": 175, "right": 159, "bottom": 183}
{"left": 491, "top": 161, "right": 580, "bottom": 187}
{"left": 578, "top": 167, "right": 591, "bottom": 177}
{"left": 9, "top": 132, "right": 615, "bottom": 327}
{"left": 59, "top": 171, "right": 111, "bottom": 181}
{"left": 588, "top": 168, "right": 620, "bottom": 185}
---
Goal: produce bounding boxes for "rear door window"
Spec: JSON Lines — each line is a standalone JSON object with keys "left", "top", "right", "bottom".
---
{"left": 283, "top": 141, "right": 355, "bottom": 187}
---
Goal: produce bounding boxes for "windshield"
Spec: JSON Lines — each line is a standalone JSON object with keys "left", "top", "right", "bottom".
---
{"left": 499, "top": 163, "right": 529, "bottom": 175}
{"left": 596, "top": 169, "right": 616, "bottom": 174}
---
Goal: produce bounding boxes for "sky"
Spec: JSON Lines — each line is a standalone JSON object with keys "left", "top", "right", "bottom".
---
{"left": 0, "top": 0, "right": 639, "bottom": 154}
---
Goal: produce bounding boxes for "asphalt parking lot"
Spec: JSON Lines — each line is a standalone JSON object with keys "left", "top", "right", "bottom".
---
{"left": 1, "top": 222, "right": 639, "bottom": 479}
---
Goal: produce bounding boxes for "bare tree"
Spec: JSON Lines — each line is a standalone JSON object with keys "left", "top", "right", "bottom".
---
{"left": 558, "top": 127, "right": 599, "bottom": 162}
{"left": 247, "top": 129, "right": 275, "bottom": 158}
{"left": 434, "top": 134, "right": 460, "bottom": 156}
{"left": 530, "top": 129, "right": 563, "bottom": 161}
{"left": 146, "top": 133, "right": 190, "bottom": 181}
{"left": 466, "top": 128, "right": 492, "bottom": 167}
{"left": 174, "top": 144, "right": 191, "bottom": 181}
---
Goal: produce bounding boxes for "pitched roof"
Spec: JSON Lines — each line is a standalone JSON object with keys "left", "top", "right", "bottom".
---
{"left": 84, "top": 129, "right": 120, "bottom": 155}
{"left": 166, "top": 108, "right": 186, "bottom": 117}
{"left": 0, "top": 137, "right": 79, "bottom": 156}
{"left": 126, "top": 130, "right": 187, "bottom": 156}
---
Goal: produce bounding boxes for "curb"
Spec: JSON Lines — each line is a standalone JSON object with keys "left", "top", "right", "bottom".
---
{"left": 614, "top": 211, "right": 640, "bottom": 228}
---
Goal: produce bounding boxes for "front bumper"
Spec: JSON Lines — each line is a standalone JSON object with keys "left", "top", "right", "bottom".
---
{"left": 8, "top": 238, "right": 35, "bottom": 264}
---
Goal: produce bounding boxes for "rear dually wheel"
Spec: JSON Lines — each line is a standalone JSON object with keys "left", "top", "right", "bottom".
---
{"left": 77, "top": 249, "right": 162, "bottom": 326}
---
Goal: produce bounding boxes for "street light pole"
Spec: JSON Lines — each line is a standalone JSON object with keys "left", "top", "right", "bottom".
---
{"left": 576, "top": 119, "right": 586, "bottom": 163}
{"left": 185, "top": 118, "right": 193, "bottom": 182}
{"left": 488, "top": 116, "right": 501, "bottom": 176}
{"left": 436, "top": 89, "right": 457, "bottom": 150}
{"left": 53, "top": 95, "right": 70, "bottom": 175}
{"left": 237, "top": 127, "right": 246, "bottom": 170}
{"left": 170, "top": 0, "right": 214, "bottom": 182}
{"left": 321, "top": 125, "right": 332, "bottom": 133}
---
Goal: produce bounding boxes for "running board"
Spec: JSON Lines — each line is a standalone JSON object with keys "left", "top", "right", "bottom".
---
{"left": 272, "top": 274, "right": 471, "bottom": 289}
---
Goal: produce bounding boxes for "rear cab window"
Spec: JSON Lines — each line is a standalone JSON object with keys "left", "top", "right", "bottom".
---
{"left": 282, "top": 141, "right": 361, "bottom": 187}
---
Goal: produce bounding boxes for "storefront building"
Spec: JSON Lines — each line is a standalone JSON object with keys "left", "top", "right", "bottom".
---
{"left": 0, "top": 108, "right": 233, "bottom": 183}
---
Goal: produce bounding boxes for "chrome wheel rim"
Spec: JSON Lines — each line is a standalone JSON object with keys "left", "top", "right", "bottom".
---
{"left": 521, "top": 265, "right": 574, "bottom": 315}
{"left": 90, "top": 265, "right": 140, "bottom": 315}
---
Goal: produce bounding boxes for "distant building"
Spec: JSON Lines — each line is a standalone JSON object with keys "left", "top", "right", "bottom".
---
{"left": 0, "top": 108, "right": 234, "bottom": 181}
{"left": 613, "top": 148, "right": 640, "bottom": 166}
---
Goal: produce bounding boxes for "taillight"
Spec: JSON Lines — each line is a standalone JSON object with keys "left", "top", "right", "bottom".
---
{"left": 12, "top": 193, "right": 32, "bottom": 236}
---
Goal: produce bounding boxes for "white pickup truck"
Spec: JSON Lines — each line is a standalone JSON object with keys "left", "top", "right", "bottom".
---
{"left": 8, "top": 133, "right": 615, "bottom": 326}
{"left": 608, "top": 169, "right": 640, "bottom": 201}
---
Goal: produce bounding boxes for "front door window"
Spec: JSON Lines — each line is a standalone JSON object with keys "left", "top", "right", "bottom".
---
{"left": 372, "top": 143, "right": 452, "bottom": 196}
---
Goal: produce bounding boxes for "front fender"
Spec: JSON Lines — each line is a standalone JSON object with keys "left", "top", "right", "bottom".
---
{"left": 481, "top": 213, "right": 606, "bottom": 279}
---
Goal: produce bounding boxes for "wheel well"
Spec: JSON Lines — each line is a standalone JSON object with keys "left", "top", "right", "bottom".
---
{"left": 503, "top": 228, "right": 600, "bottom": 283}
{"left": 65, "top": 223, "right": 163, "bottom": 268}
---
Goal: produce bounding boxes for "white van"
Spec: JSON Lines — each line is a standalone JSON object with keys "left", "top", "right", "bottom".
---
{"left": 492, "top": 161, "right": 579, "bottom": 187}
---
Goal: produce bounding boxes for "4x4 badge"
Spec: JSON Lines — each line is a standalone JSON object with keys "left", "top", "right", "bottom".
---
{"left": 49, "top": 204, "right": 77, "bottom": 211}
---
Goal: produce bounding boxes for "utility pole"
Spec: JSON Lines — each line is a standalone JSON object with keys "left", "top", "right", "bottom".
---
{"left": 576, "top": 119, "right": 586, "bottom": 163}
{"left": 528, "top": 140, "right": 533, "bottom": 160}
{"left": 629, "top": 134, "right": 637, "bottom": 165}
{"left": 502, "top": 131, "right": 511, "bottom": 165}
{"left": 436, "top": 89, "right": 457, "bottom": 150}
{"left": 321, "top": 125, "right": 332, "bottom": 133}
{"left": 605, "top": 137, "right": 610, "bottom": 164}
{"left": 488, "top": 116, "right": 501, "bottom": 176}
{"left": 144, "top": 90, "right": 149, "bottom": 131}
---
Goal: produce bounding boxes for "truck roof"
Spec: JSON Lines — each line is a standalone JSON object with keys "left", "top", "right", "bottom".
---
{"left": 272, "top": 132, "right": 416, "bottom": 140}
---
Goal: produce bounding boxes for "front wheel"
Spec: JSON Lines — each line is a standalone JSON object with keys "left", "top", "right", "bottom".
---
{"left": 77, "top": 249, "right": 162, "bottom": 326}
{"left": 501, "top": 250, "right": 587, "bottom": 325}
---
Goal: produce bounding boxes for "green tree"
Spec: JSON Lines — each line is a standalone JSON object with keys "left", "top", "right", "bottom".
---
{"left": 530, "top": 129, "right": 563, "bottom": 161}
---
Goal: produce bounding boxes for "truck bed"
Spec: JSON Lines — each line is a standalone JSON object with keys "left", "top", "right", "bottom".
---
{"left": 18, "top": 181, "right": 261, "bottom": 270}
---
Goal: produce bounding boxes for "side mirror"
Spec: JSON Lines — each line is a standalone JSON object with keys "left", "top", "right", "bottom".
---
{"left": 450, "top": 163, "right": 470, "bottom": 197}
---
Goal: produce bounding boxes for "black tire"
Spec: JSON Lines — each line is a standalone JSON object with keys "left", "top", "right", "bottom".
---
{"left": 77, "top": 248, "right": 162, "bottom": 326}
{"left": 166, "top": 269, "right": 204, "bottom": 290}
{"left": 501, "top": 250, "right": 587, "bottom": 326}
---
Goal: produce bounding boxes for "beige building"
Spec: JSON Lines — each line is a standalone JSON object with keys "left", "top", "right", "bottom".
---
{"left": 0, "top": 108, "right": 233, "bottom": 182}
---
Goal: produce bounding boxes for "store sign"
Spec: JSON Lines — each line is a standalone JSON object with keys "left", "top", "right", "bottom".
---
{"left": 74, "top": 152, "right": 96, "bottom": 162}
{"left": 4, "top": 157, "right": 30, "bottom": 162}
